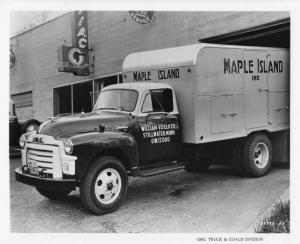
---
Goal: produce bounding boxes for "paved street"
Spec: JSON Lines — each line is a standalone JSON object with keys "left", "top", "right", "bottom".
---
{"left": 10, "top": 158, "right": 289, "bottom": 233}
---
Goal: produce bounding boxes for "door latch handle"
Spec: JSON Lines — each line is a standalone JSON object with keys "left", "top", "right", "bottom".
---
{"left": 221, "top": 112, "right": 238, "bottom": 117}
{"left": 116, "top": 125, "right": 129, "bottom": 132}
{"left": 258, "top": 88, "right": 269, "bottom": 92}
{"left": 275, "top": 106, "right": 289, "bottom": 111}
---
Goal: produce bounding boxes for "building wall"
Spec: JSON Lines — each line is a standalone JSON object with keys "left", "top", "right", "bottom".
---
{"left": 10, "top": 11, "right": 289, "bottom": 122}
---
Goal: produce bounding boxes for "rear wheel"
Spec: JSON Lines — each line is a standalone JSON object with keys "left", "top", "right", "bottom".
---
{"left": 80, "top": 156, "right": 128, "bottom": 215}
{"left": 36, "top": 187, "right": 71, "bottom": 200}
{"left": 239, "top": 133, "right": 272, "bottom": 177}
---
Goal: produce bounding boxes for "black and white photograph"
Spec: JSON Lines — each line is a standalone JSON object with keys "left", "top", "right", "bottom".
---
{"left": 5, "top": 2, "right": 298, "bottom": 243}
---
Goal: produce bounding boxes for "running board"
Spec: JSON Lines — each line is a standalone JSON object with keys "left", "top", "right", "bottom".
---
{"left": 140, "top": 165, "right": 185, "bottom": 177}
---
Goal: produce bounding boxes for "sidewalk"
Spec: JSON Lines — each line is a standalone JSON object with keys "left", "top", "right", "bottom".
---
{"left": 245, "top": 187, "right": 290, "bottom": 232}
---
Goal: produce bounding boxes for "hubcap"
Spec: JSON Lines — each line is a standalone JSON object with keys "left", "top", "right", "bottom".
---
{"left": 253, "top": 142, "right": 269, "bottom": 169}
{"left": 94, "top": 168, "right": 122, "bottom": 205}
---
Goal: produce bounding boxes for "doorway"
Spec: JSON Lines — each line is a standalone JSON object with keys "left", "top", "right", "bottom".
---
{"left": 73, "top": 81, "right": 93, "bottom": 113}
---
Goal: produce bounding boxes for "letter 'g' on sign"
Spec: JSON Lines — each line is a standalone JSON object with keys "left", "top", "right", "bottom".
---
{"left": 68, "top": 48, "right": 84, "bottom": 66}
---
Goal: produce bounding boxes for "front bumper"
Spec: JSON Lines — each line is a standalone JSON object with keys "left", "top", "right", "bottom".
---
{"left": 15, "top": 167, "right": 77, "bottom": 191}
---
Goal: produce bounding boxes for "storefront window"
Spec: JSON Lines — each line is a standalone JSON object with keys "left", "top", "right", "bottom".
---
{"left": 93, "top": 74, "right": 120, "bottom": 106}
{"left": 53, "top": 74, "right": 121, "bottom": 116}
{"left": 11, "top": 91, "right": 33, "bottom": 108}
{"left": 53, "top": 86, "right": 71, "bottom": 116}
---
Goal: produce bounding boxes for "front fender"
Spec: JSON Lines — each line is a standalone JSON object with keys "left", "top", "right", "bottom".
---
{"left": 69, "top": 131, "right": 138, "bottom": 179}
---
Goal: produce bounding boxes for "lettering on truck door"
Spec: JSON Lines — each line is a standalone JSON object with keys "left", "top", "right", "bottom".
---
{"left": 243, "top": 51, "right": 269, "bottom": 128}
{"left": 135, "top": 88, "right": 181, "bottom": 166}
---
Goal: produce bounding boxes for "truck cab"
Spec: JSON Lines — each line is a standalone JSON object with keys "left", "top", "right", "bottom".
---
{"left": 15, "top": 82, "right": 183, "bottom": 214}
{"left": 94, "top": 82, "right": 182, "bottom": 167}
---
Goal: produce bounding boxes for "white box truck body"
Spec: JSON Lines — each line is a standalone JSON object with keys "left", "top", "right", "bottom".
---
{"left": 123, "top": 43, "right": 289, "bottom": 145}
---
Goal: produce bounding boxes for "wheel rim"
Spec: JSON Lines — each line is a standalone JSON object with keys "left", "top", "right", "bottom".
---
{"left": 253, "top": 142, "right": 269, "bottom": 169}
{"left": 26, "top": 123, "right": 38, "bottom": 132}
{"left": 94, "top": 168, "right": 122, "bottom": 205}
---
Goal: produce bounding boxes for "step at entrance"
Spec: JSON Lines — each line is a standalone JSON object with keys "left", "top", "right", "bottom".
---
{"left": 140, "top": 164, "right": 185, "bottom": 177}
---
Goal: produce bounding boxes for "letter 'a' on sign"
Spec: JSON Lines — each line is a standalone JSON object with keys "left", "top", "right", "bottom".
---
{"left": 77, "top": 27, "right": 88, "bottom": 38}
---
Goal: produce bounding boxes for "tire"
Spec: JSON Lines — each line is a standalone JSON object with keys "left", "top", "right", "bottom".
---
{"left": 185, "top": 160, "right": 210, "bottom": 172}
{"left": 21, "top": 119, "right": 40, "bottom": 134}
{"left": 240, "top": 133, "right": 272, "bottom": 178}
{"left": 80, "top": 156, "right": 128, "bottom": 215}
{"left": 36, "top": 187, "right": 71, "bottom": 200}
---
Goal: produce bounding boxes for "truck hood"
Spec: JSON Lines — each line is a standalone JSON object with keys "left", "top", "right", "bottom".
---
{"left": 39, "top": 111, "right": 131, "bottom": 139}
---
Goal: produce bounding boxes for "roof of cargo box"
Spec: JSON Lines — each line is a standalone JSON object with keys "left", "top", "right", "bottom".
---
{"left": 123, "top": 44, "right": 205, "bottom": 72}
{"left": 122, "top": 43, "right": 286, "bottom": 72}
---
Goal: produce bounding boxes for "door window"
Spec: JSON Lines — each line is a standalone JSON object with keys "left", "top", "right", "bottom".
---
{"left": 141, "top": 89, "right": 173, "bottom": 113}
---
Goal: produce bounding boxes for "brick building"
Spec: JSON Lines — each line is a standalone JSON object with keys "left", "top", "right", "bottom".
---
{"left": 9, "top": 11, "right": 290, "bottom": 123}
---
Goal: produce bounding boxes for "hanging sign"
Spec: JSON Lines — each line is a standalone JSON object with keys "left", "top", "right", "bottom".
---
{"left": 58, "top": 11, "right": 90, "bottom": 76}
{"left": 10, "top": 48, "right": 16, "bottom": 69}
{"left": 129, "top": 11, "right": 155, "bottom": 24}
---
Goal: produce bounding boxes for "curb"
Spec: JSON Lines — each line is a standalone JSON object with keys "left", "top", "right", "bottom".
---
{"left": 245, "top": 187, "right": 290, "bottom": 233}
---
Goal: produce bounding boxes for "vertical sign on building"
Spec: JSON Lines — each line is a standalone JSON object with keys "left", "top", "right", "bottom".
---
{"left": 58, "top": 11, "right": 90, "bottom": 76}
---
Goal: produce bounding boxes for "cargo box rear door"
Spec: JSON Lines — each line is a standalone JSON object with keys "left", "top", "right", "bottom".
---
{"left": 244, "top": 51, "right": 268, "bottom": 129}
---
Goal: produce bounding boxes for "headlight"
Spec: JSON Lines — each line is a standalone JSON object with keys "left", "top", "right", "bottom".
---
{"left": 63, "top": 139, "right": 73, "bottom": 154}
{"left": 19, "top": 134, "right": 26, "bottom": 148}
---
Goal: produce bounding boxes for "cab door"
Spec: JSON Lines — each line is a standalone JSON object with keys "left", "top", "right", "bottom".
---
{"left": 135, "top": 88, "right": 181, "bottom": 166}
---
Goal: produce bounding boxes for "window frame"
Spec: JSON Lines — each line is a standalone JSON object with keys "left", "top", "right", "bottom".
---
{"left": 94, "top": 88, "right": 139, "bottom": 113}
{"left": 140, "top": 88, "right": 174, "bottom": 115}
{"left": 11, "top": 91, "right": 33, "bottom": 108}
{"left": 52, "top": 72, "right": 122, "bottom": 116}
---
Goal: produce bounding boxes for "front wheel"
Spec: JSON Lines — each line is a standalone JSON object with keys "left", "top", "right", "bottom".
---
{"left": 80, "top": 156, "right": 128, "bottom": 215}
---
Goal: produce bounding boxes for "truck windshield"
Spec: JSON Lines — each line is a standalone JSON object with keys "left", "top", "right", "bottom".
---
{"left": 94, "top": 89, "right": 138, "bottom": 112}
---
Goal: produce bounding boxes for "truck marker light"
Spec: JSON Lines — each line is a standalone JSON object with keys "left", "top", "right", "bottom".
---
{"left": 19, "top": 135, "right": 26, "bottom": 148}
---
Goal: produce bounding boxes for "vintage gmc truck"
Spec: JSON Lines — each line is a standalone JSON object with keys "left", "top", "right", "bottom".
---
{"left": 15, "top": 44, "right": 289, "bottom": 214}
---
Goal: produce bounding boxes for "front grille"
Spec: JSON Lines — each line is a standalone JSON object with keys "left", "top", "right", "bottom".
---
{"left": 26, "top": 143, "right": 60, "bottom": 177}
{"left": 22, "top": 134, "right": 77, "bottom": 178}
